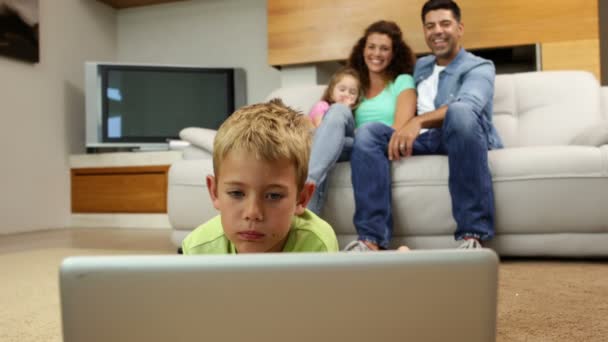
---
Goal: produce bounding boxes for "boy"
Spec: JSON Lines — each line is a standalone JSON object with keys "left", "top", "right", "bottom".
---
{"left": 182, "top": 99, "right": 339, "bottom": 254}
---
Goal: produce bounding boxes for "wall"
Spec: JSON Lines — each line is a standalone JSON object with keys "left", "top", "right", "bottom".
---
{"left": 116, "top": 0, "right": 280, "bottom": 104}
{"left": 0, "top": 1, "right": 117, "bottom": 234}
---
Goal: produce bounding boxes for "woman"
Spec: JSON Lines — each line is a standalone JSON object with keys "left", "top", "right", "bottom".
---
{"left": 307, "top": 20, "right": 417, "bottom": 247}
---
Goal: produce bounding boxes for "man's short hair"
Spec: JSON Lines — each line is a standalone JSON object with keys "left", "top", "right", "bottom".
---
{"left": 212, "top": 99, "right": 313, "bottom": 191}
{"left": 421, "top": 0, "right": 461, "bottom": 23}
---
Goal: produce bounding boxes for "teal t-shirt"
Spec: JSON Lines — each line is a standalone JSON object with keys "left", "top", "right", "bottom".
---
{"left": 355, "top": 74, "right": 415, "bottom": 128}
{"left": 181, "top": 209, "right": 339, "bottom": 254}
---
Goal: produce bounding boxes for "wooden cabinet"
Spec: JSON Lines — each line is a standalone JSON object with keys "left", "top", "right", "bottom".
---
{"left": 71, "top": 165, "right": 170, "bottom": 213}
{"left": 69, "top": 151, "right": 182, "bottom": 215}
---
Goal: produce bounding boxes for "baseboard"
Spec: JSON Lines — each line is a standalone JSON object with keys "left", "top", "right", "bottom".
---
{"left": 70, "top": 214, "right": 172, "bottom": 229}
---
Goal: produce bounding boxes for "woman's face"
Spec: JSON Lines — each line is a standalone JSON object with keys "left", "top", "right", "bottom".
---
{"left": 363, "top": 33, "right": 393, "bottom": 75}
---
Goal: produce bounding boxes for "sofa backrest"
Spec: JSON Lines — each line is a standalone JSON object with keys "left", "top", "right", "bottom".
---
{"left": 602, "top": 86, "right": 608, "bottom": 120}
{"left": 267, "top": 71, "right": 602, "bottom": 148}
{"left": 266, "top": 84, "right": 326, "bottom": 115}
{"left": 493, "top": 71, "right": 601, "bottom": 147}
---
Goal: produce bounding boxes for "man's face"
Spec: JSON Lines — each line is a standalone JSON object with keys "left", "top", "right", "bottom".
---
{"left": 423, "top": 9, "right": 463, "bottom": 65}
{"left": 207, "top": 150, "right": 308, "bottom": 253}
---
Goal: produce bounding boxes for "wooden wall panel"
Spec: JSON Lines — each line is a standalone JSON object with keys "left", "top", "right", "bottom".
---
{"left": 71, "top": 166, "right": 170, "bottom": 213}
{"left": 268, "top": 0, "right": 599, "bottom": 66}
{"left": 542, "top": 39, "right": 601, "bottom": 81}
{"left": 600, "top": 0, "right": 608, "bottom": 84}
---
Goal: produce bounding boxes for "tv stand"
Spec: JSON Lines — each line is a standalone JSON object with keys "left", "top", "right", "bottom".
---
{"left": 85, "top": 144, "right": 173, "bottom": 154}
{"left": 86, "top": 146, "right": 170, "bottom": 154}
{"left": 70, "top": 151, "right": 182, "bottom": 229}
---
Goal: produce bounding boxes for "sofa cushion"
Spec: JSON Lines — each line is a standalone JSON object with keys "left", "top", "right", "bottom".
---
{"left": 602, "top": 87, "right": 608, "bottom": 120}
{"left": 569, "top": 120, "right": 608, "bottom": 147}
{"left": 321, "top": 145, "right": 608, "bottom": 237}
{"left": 488, "top": 71, "right": 601, "bottom": 147}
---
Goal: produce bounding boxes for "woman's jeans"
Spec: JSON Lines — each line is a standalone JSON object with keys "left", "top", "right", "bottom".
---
{"left": 351, "top": 103, "right": 496, "bottom": 249}
{"left": 307, "top": 104, "right": 355, "bottom": 215}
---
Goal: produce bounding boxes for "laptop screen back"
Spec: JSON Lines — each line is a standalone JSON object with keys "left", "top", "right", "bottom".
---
{"left": 60, "top": 250, "right": 498, "bottom": 342}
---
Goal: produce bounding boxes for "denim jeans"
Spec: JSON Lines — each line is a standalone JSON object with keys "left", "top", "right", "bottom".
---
{"left": 350, "top": 102, "right": 496, "bottom": 249}
{"left": 307, "top": 103, "right": 355, "bottom": 215}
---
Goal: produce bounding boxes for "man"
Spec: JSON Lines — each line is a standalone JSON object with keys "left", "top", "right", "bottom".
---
{"left": 346, "top": 0, "right": 503, "bottom": 251}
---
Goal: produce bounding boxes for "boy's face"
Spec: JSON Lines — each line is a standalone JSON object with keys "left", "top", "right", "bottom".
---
{"left": 207, "top": 149, "right": 314, "bottom": 253}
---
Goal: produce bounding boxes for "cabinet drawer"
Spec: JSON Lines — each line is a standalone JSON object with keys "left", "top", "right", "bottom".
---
{"left": 71, "top": 166, "right": 170, "bottom": 213}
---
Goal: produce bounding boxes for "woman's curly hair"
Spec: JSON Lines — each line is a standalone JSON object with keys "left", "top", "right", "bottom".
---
{"left": 347, "top": 20, "right": 416, "bottom": 93}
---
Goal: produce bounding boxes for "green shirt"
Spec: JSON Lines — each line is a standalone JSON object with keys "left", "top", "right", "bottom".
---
{"left": 181, "top": 209, "right": 339, "bottom": 254}
{"left": 355, "top": 74, "right": 415, "bottom": 128}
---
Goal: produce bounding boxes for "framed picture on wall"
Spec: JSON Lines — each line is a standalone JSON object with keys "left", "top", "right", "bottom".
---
{"left": 0, "top": 0, "right": 39, "bottom": 63}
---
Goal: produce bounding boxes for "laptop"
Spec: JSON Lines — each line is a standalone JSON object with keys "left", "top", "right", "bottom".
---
{"left": 59, "top": 249, "right": 498, "bottom": 342}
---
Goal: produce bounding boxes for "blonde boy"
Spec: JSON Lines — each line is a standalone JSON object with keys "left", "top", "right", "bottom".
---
{"left": 182, "top": 99, "right": 339, "bottom": 254}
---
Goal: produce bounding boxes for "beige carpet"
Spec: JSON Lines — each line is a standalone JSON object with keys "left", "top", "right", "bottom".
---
{"left": 1, "top": 248, "right": 607, "bottom": 341}
{"left": 0, "top": 248, "right": 161, "bottom": 342}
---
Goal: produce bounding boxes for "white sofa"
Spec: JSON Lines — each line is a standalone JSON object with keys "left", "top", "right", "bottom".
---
{"left": 168, "top": 71, "right": 608, "bottom": 257}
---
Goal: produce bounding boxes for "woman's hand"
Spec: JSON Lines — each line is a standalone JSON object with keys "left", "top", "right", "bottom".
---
{"left": 388, "top": 117, "right": 421, "bottom": 161}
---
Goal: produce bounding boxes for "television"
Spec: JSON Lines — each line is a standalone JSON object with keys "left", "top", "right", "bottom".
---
{"left": 84, "top": 62, "right": 246, "bottom": 152}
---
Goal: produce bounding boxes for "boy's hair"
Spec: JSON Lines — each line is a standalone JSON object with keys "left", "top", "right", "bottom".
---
{"left": 320, "top": 66, "right": 363, "bottom": 108}
{"left": 213, "top": 99, "right": 313, "bottom": 191}
{"left": 421, "top": 0, "right": 461, "bottom": 23}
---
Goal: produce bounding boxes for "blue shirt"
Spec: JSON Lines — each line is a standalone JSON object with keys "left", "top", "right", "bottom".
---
{"left": 414, "top": 48, "right": 503, "bottom": 149}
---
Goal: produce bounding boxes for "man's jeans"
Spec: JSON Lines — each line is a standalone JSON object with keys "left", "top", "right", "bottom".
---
{"left": 307, "top": 103, "right": 355, "bottom": 215}
{"left": 351, "top": 102, "right": 496, "bottom": 249}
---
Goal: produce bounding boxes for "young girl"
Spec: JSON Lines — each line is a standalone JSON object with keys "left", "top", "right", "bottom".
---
{"left": 308, "top": 67, "right": 362, "bottom": 128}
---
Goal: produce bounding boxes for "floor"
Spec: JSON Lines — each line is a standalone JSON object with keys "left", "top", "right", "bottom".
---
{"left": 1, "top": 228, "right": 607, "bottom": 341}
{"left": 0, "top": 228, "right": 177, "bottom": 254}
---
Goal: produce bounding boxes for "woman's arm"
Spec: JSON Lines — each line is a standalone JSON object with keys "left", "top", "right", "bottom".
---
{"left": 388, "top": 88, "right": 417, "bottom": 161}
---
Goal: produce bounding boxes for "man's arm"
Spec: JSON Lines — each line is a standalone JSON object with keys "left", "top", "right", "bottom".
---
{"left": 451, "top": 61, "right": 496, "bottom": 118}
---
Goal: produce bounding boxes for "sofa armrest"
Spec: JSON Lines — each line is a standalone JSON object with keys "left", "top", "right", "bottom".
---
{"left": 182, "top": 145, "right": 212, "bottom": 160}
{"left": 179, "top": 127, "right": 216, "bottom": 154}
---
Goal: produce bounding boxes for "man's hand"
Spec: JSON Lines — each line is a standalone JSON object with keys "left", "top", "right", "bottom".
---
{"left": 389, "top": 118, "right": 421, "bottom": 161}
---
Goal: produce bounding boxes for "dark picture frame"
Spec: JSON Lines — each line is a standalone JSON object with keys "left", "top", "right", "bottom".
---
{"left": 0, "top": 0, "right": 39, "bottom": 63}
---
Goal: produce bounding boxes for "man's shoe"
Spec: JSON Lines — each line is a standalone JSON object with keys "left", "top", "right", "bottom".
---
{"left": 457, "top": 238, "right": 483, "bottom": 249}
{"left": 343, "top": 240, "right": 373, "bottom": 252}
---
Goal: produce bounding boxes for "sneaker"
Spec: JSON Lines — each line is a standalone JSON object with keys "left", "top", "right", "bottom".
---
{"left": 343, "top": 240, "right": 373, "bottom": 252}
{"left": 457, "top": 238, "right": 483, "bottom": 249}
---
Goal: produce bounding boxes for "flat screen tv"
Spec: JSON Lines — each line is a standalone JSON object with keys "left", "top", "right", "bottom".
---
{"left": 84, "top": 62, "right": 246, "bottom": 152}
